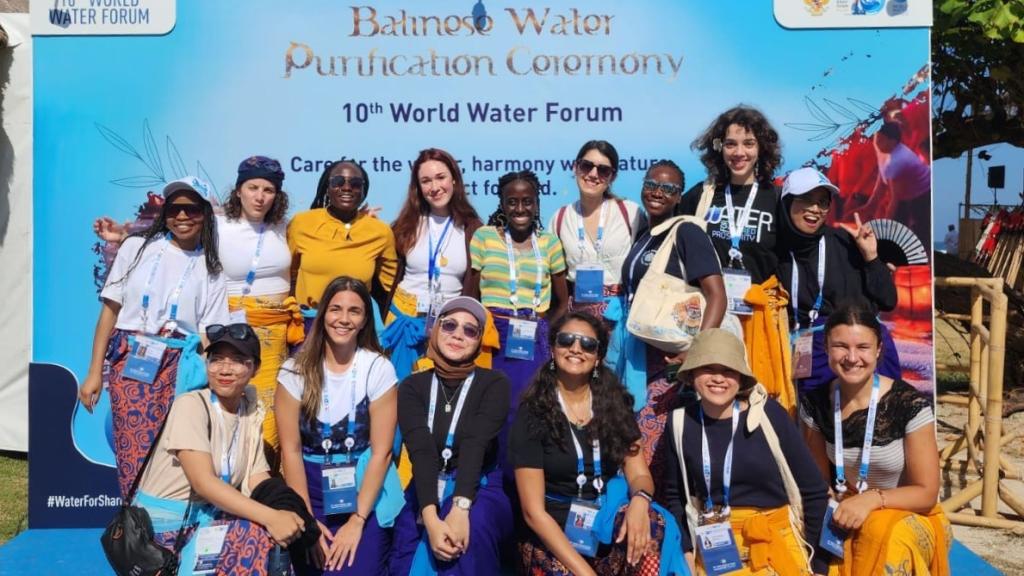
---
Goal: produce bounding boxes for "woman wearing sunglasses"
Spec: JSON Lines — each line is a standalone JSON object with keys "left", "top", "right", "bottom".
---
{"left": 510, "top": 311, "right": 682, "bottom": 576}
{"left": 390, "top": 296, "right": 512, "bottom": 575}
{"left": 663, "top": 328, "right": 830, "bottom": 576}
{"left": 290, "top": 160, "right": 399, "bottom": 318}
{"left": 621, "top": 160, "right": 726, "bottom": 486}
{"left": 93, "top": 157, "right": 300, "bottom": 455}
{"left": 275, "top": 276, "right": 402, "bottom": 575}
{"left": 134, "top": 323, "right": 309, "bottom": 574}
{"left": 777, "top": 168, "right": 898, "bottom": 397}
{"left": 678, "top": 106, "right": 794, "bottom": 414}
{"left": 548, "top": 141, "right": 642, "bottom": 375}
{"left": 80, "top": 177, "right": 230, "bottom": 499}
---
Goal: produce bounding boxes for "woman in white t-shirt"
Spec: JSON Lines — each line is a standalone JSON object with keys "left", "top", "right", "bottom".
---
{"left": 275, "top": 276, "right": 403, "bottom": 575}
{"left": 382, "top": 148, "right": 484, "bottom": 382}
{"left": 80, "top": 176, "right": 230, "bottom": 499}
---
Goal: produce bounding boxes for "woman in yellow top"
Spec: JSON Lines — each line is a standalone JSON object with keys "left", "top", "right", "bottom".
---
{"left": 288, "top": 159, "right": 399, "bottom": 321}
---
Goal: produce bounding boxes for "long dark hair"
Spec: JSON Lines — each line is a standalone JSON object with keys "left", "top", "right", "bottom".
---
{"left": 308, "top": 159, "right": 371, "bottom": 210}
{"left": 111, "top": 192, "right": 221, "bottom": 286}
{"left": 292, "top": 276, "right": 383, "bottom": 421}
{"left": 691, "top": 105, "right": 781, "bottom": 188}
{"left": 486, "top": 170, "right": 544, "bottom": 231}
{"left": 575, "top": 140, "right": 620, "bottom": 198}
{"left": 518, "top": 311, "right": 640, "bottom": 468}
{"left": 392, "top": 148, "right": 482, "bottom": 255}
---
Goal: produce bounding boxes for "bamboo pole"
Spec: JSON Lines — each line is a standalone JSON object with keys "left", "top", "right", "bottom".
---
{"left": 945, "top": 511, "right": 1024, "bottom": 530}
{"left": 942, "top": 479, "right": 984, "bottom": 512}
{"left": 981, "top": 291, "right": 1008, "bottom": 517}
{"left": 999, "top": 485, "right": 1024, "bottom": 518}
{"left": 967, "top": 288, "right": 984, "bottom": 475}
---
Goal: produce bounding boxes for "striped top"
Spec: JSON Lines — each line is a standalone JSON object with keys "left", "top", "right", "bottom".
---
{"left": 800, "top": 378, "right": 934, "bottom": 490}
{"left": 470, "top": 226, "right": 566, "bottom": 314}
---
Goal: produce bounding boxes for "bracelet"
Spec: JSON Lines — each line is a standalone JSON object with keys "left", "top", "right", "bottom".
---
{"left": 873, "top": 488, "right": 887, "bottom": 510}
{"left": 631, "top": 489, "right": 654, "bottom": 504}
{"left": 352, "top": 511, "right": 368, "bottom": 523}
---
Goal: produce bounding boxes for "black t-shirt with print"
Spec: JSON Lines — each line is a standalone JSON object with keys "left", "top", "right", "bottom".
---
{"left": 621, "top": 221, "right": 723, "bottom": 302}
{"left": 678, "top": 182, "right": 780, "bottom": 284}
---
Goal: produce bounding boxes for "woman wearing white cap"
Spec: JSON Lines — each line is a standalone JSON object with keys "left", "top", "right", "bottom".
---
{"left": 80, "top": 176, "right": 230, "bottom": 499}
{"left": 389, "top": 296, "right": 512, "bottom": 575}
{"left": 777, "top": 167, "right": 898, "bottom": 397}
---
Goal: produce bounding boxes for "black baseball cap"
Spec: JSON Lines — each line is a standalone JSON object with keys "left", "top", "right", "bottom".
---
{"left": 204, "top": 323, "right": 261, "bottom": 367}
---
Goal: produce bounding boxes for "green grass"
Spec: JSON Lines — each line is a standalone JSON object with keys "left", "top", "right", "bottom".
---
{"left": 0, "top": 451, "right": 28, "bottom": 544}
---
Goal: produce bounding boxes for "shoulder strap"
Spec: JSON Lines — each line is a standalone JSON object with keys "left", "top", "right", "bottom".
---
{"left": 745, "top": 385, "right": 805, "bottom": 532}
{"left": 695, "top": 180, "right": 715, "bottom": 221}
{"left": 671, "top": 407, "right": 699, "bottom": 548}
{"left": 554, "top": 205, "right": 567, "bottom": 242}
{"left": 614, "top": 199, "right": 633, "bottom": 237}
{"left": 125, "top": 403, "right": 175, "bottom": 502}
{"left": 171, "top": 394, "right": 212, "bottom": 556}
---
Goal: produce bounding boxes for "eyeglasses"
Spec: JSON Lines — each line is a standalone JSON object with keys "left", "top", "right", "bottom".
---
{"left": 575, "top": 159, "right": 615, "bottom": 182}
{"left": 328, "top": 175, "right": 366, "bottom": 190}
{"left": 206, "top": 323, "right": 258, "bottom": 343}
{"left": 439, "top": 317, "right": 481, "bottom": 340}
{"left": 207, "top": 356, "right": 254, "bottom": 369}
{"left": 793, "top": 195, "right": 832, "bottom": 210}
{"left": 642, "top": 180, "right": 683, "bottom": 196}
{"left": 554, "top": 332, "right": 599, "bottom": 353}
{"left": 167, "top": 204, "right": 204, "bottom": 219}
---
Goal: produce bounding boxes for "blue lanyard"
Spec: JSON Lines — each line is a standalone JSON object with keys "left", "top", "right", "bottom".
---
{"left": 427, "top": 373, "right": 475, "bottom": 472}
{"left": 141, "top": 234, "right": 201, "bottom": 333}
{"left": 698, "top": 400, "right": 740, "bottom": 514}
{"left": 209, "top": 394, "right": 245, "bottom": 485}
{"left": 833, "top": 374, "right": 881, "bottom": 494}
{"left": 427, "top": 217, "right": 453, "bottom": 287}
{"left": 722, "top": 183, "right": 759, "bottom": 266}
{"left": 321, "top": 354, "right": 359, "bottom": 464}
{"left": 556, "top": 390, "right": 603, "bottom": 499}
{"left": 241, "top": 223, "right": 267, "bottom": 297}
{"left": 790, "top": 236, "right": 827, "bottom": 332}
{"left": 575, "top": 200, "right": 609, "bottom": 257}
{"left": 504, "top": 230, "right": 544, "bottom": 314}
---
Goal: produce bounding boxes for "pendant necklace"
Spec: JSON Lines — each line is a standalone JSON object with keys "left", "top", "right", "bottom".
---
{"left": 440, "top": 381, "right": 464, "bottom": 413}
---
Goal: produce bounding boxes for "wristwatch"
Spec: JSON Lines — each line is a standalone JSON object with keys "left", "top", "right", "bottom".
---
{"left": 452, "top": 496, "right": 473, "bottom": 510}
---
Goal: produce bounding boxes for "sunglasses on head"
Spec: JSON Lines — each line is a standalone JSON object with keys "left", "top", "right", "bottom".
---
{"left": 439, "top": 317, "right": 481, "bottom": 340}
{"left": 555, "top": 332, "right": 599, "bottom": 353}
{"left": 575, "top": 159, "right": 615, "bottom": 181}
{"left": 167, "top": 203, "right": 204, "bottom": 218}
{"left": 329, "top": 175, "right": 366, "bottom": 190}
{"left": 642, "top": 179, "right": 683, "bottom": 196}
{"left": 206, "top": 323, "right": 257, "bottom": 343}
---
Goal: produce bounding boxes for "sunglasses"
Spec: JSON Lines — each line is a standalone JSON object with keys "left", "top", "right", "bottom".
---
{"left": 554, "top": 332, "right": 599, "bottom": 353}
{"left": 439, "top": 317, "right": 481, "bottom": 340}
{"left": 575, "top": 159, "right": 615, "bottom": 181}
{"left": 167, "top": 203, "right": 204, "bottom": 219}
{"left": 642, "top": 180, "right": 683, "bottom": 196}
{"left": 206, "top": 323, "right": 258, "bottom": 343}
{"left": 328, "top": 175, "right": 366, "bottom": 190}
{"left": 793, "top": 195, "right": 832, "bottom": 210}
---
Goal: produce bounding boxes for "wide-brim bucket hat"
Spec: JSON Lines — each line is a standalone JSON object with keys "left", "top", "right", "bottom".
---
{"left": 678, "top": 328, "right": 755, "bottom": 380}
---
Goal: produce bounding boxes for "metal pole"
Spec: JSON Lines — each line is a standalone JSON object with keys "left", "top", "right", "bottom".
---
{"left": 965, "top": 147, "right": 973, "bottom": 219}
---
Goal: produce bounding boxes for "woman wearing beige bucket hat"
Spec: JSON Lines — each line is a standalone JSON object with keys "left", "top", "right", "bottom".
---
{"left": 663, "top": 328, "right": 831, "bottom": 575}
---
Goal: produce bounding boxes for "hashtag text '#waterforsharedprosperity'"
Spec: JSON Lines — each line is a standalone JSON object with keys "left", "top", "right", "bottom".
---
{"left": 46, "top": 494, "right": 121, "bottom": 508}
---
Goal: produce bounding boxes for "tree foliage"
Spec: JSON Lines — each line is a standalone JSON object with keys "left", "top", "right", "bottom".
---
{"left": 933, "top": 0, "right": 1024, "bottom": 159}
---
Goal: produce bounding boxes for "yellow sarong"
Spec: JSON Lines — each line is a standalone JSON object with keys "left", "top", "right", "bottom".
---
{"left": 829, "top": 505, "right": 951, "bottom": 576}
{"left": 740, "top": 276, "right": 796, "bottom": 416}
{"left": 228, "top": 295, "right": 304, "bottom": 452}
{"left": 696, "top": 505, "right": 813, "bottom": 576}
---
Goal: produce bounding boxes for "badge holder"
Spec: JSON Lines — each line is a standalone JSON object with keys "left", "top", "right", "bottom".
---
{"left": 792, "top": 330, "right": 814, "bottom": 379}
{"left": 321, "top": 438, "right": 358, "bottom": 516}
{"left": 228, "top": 308, "right": 248, "bottom": 324}
{"left": 123, "top": 335, "right": 168, "bottom": 384}
{"left": 819, "top": 499, "right": 847, "bottom": 558}
{"left": 564, "top": 497, "right": 601, "bottom": 558}
{"left": 574, "top": 264, "right": 604, "bottom": 304}
{"left": 505, "top": 316, "right": 538, "bottom": 361}
{"left": 722, "top": 268, "right": 753, "bottom": 316}
{"left": 192, "top": 523, "right": 229, "bottom": 575}
{"left": 695, "top": 509, "right": 742, "bottom": 574}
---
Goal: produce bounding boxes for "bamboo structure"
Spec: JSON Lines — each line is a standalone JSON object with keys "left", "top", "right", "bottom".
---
{"left": 935, "top": 277, "right": 1024, "bottom": 529}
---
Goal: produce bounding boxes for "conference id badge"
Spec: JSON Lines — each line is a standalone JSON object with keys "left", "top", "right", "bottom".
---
{"left": 192, "top": 524, "right": 229, "bottom": 574}
{"left": 415, "top": 293, "right": 430, "bottom": 315}
{"left": 564, "top": 498, "right": 600, "bottom": 558}
{"left": 505, "top": 318, "right": 538, "bottom": 361}
{"left": 228, "top": 308, "right": 248, "bottom": 324}
{"left": 722, "top": 269, "right": 753, "bottom": 316}
{"left": 321, "top": 462, "right": 358, "bottom": 516}
{"left": 793, "top": 330, "right": 814, "bottom": 379}
{"left": 123, "top": 336, "right": 167, "bottom": 384}
{"left": 574, "top": 264, "right": 604, "bottom": 303}
{"left": 695, "top": 520, "right": 742, "bottom": 574}
{"left": 820, "top": 499, "right": 847, "bottom": 558}
{"left": 437, "top": 472, "right": 453, "bottom": 503}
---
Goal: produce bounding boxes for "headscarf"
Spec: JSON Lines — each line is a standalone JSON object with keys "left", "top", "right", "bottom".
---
{"left": 425, "top": 317, "right": 482, "bottom": 381}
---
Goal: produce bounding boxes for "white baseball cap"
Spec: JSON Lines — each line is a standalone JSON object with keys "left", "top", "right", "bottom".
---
{"left": 782, "top": 167, "right": 840, "bottom": 199}
{"left": 162, "top": 175, "right": 214, "bottom": 200}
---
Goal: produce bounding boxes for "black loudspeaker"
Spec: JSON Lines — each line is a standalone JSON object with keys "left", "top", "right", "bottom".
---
{"left": 989, "top": 165, "right": 1006, "bottom": 189}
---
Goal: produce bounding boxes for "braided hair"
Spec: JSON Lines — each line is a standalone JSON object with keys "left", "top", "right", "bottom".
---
{"left": 487, "top": 170, "right": 544, "bottom": 231}
{"left": 308, "top": 159, "right": 371, "bottom": 210}
{"left": 646, "top": 159, "right": 686, "bottom": 216}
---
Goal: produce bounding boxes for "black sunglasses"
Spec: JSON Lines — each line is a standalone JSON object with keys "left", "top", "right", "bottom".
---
{"left": 642, "top": 179, "right": 683, "bottom": 196}
{"left": 206, "top": 323, "right": 257, "bottom": 343}
{"left": 554, "top": 332, "right": 599, "bottom": 353}
{"left": 575, "top": 159, "right": 615, "bottom": 181}
{"left": 439, "top": 317, "right": 481, "bottom": 340}
{"left": 167, "top": 203, "right": 204, "bottom": 218}
{"left": 328, "top": 175, "right": 366, "bottom": 190}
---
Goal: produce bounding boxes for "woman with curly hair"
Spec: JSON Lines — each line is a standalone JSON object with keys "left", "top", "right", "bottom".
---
{"left": 678, "top": 105, "right": 795, "bottom": 413}
{"left": 510, "top": 311, "right": 684, "bottom": 576}
{"left": 382, "top": 148, "right": 485, "bottom": 381}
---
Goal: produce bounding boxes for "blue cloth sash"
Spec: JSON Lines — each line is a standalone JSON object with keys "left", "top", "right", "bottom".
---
{"left": 615, "top": 302, "right": 650, "bottom": 412}
{"left": 380, "top": 304, "right": 427, "bottom": 382}
{"left": 408, "top": 468, "right": 496, "bottom": 575}
{"left": 302, "top": 448, "right": 404, "bottom": 527}
{"left": 127, "top": 332, "right": 206, "bottom": 396}
{"left": 134, "top": 490, "right": 219, "bottom": 576}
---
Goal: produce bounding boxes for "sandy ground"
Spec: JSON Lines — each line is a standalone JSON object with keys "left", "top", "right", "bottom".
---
{"left": 935, "top": 317, "right": 1024, "bottom": 574}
